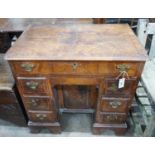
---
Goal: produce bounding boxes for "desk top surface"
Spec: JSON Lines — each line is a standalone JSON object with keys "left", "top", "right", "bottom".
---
{"left": 5, "top": 24, "right": 147, "bottom": 61}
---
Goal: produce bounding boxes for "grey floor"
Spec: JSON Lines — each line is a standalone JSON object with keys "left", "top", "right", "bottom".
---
{"left": 142, "top": 58, "right": 155, "bottom": 102}
{"left": 0, "top": 113, "right": 135, "bottom": 137}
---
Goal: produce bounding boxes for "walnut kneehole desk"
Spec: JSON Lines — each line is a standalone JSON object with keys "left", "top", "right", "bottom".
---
{"left": 5, "top": 24, "right": 147, "bottom": 134}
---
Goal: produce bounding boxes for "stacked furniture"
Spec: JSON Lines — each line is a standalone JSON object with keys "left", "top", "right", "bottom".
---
{"left": 0, "top": 54, "right": 26, "bottom": 126}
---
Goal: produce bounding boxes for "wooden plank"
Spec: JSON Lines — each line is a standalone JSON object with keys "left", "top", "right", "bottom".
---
{"left": 57, "top": 86, "right": 64, "bottom": 108}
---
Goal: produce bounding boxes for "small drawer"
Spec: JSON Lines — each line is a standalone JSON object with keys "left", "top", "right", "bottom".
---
{"left": 23, "top": 97, "right": 56, "bottom": 111}
{"left": 51, "top": 61, "right": 98, "bottom": 75}
{"left": 28, "top": 111, "right": 57, "bottom": 122}
{"left": 11, "top": 61, "right": 42, "bottom": 74}
{"left": 98, "top": 62, "right": 141, "bottom": 77}
{"left": 17, "top": 77, "right": 51, "bottom": 96}
{"left": 100, "top": 97, "right": 130, "bottom": 113}
{"left": 99, "top": 112, "right": 127, "bottom": 124}
{"left": 103, "top": 77, "right": 137, "bottom": 97}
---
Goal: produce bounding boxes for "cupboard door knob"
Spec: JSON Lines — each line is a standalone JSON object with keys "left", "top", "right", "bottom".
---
{"left": 21, "top": 63, "right": 35, "bottom": 72}
{"left": 109, "top": 101, "right": 121, "bottom": 108}
{"left": 26, "top": 81, "right": 39, "bottom": 90}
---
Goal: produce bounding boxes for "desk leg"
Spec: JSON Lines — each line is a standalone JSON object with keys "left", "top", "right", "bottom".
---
{"left": 28, "top": 122, "right": 61, "bottom": 134}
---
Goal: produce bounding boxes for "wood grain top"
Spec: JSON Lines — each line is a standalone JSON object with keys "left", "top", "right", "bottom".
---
{"left": 5, "top": 24, "right": 147, "bottom": 61}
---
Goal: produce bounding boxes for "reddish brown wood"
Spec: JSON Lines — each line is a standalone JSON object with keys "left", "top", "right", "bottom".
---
{"left": 5, "top": 25, "right": 147, "bottom": 61}
{"left": 93, "top": 18, "right": 106, "bottom": 24}
{"left": 100, "top": 97, "right": 130, "bottom": 113}
{"left": 0, "top": 54, "right": 26, "bottom": 126}
{"left": 28, "top": 111, "right": 57, "bottom": 122}
{"left": 23, "top": 96, "right": 56, "bottom": 111}
{"left": 5, "top": 25, "right": 147, "bottom": 134}
{"left": 10, "top": 61, "right": 144, "bottom": 77}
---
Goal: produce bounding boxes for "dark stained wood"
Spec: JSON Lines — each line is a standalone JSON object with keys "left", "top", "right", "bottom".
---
{"left": 28, "top": 111, "right": 57, "bottom": 122}
{"left": 93, "top": 18, "right": 105, "bottom": 24}
{"left": 16, "top": 77, "right": 51, "bottom": 96}
{"left": 61, "top": 85, "right": 97, "bottom": 109}
{"left": 100, "top": 97, "right": 130, "bottom": 113}
{"left": 98, "top": 112, "right": 127, "bottom": 124}
{"left": 0, "top": 33, "right": 11, "bottom": 53}
{"left": 0, "top": 54, "right": 26, "bottom": 126}
{"left": 103, "top": 77, "right": 138, "bottom": 98}
{"left": 0, "top": 90, "right": 26, "bottom": 126}
{"left": 5, "top": 24, "right": 147, "bottom": 134}
{"left": 22, "top": 96, "right": 56, "bottom": 111}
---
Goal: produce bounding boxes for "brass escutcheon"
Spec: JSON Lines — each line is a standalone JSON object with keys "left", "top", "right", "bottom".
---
{"left": 21, "top": 63, "right": 35, "bottom": 72}
{"left": 72, "top": 63, "right": 78, "bottom": 70}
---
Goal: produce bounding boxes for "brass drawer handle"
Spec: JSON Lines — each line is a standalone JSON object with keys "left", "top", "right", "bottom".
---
{"left": 72, "top": 63, "right": 78, "bottom": 70}
{"left": 36, "top": 114, "right": 47, "bottom": 120}
{"left": 109, "top": 101, "right": 121, "bottom": 109}
{"left": 116, "top": 64, "right": 130, "bottom": 73}
{"left": 26, "top": 81, "right": 39, "bottom": 90}
{"left": 21, "top": 63, "right": 35, "bottom": 72}
{"left": 29, "top": 99, "right": 39, "bottom": 107}
{"left": 106, "top": 115, "right": 118, "bottom": 121}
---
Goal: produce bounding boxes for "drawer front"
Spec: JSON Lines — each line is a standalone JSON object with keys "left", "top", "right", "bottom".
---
{"left": 12, "top": 61, "right": 42, "bottom": 74}
{"left": 99, "top": 113, "right": 127, "bottom": 124}
{"left": 23, "top": 97, "right": 56, "bottom": 111}
{"left": 100, "top": 97, "right": 130, "bottom": 113}
{"left": 17, "top": 77, "right": 50, "bottom": 96}
{"left": 11, "top": 61, "right": 98, "bottom": 75}
{"left": 103, "top": 77, "right": 137, "bottom": 98}
{"left": 98, "top": 62, "right": 141, "bottom": 76}
{"left": 28, "top": 111, "right": 57, "bottom": 122}
{"left": 11, "top": 61, "right": 142, "bottom": 77}
{"left": 51, "top": 62, "right": 98, "bottom": 75}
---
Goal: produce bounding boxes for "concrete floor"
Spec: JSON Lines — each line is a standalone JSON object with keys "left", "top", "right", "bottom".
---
{"left": 142, "top": 58, "right": 155, "bottom": 102}
{"left": 0, "top": 113, "right": 135, "bottom": 137}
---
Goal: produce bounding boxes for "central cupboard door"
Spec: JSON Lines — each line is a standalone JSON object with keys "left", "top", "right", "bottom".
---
{"left": 51, "top": 76, "right": 100, "bottom": 110}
